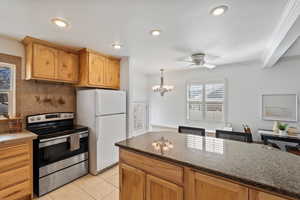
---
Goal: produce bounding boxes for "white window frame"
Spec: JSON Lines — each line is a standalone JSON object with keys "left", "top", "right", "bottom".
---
{"left": 186, "top": 80, "right": 227, "bottom": 123}
{"left": 0, "top": 62, "right": 16, "bottom": 118}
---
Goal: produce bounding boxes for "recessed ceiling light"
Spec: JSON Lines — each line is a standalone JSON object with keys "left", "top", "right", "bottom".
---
{"left": 150, "top": 30, "right": 161, "bottom": 36}
{"left": 51, "top": 17, "right": 69, "bottom": 28}
{"left": 112, "top": 43, "right": 122, "bottom": 50}
{"left": 210, "top": 5, "right": 229, "bottom": 16}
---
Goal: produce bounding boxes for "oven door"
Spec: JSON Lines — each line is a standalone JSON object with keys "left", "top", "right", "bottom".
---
{"left": 38, "top": 131, "right": 89, "bottom": 168}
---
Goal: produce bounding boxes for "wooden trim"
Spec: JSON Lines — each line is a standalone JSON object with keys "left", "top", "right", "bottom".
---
{"left": 79, "top": 48, "right": 121, "bottom": 60}
{"left": 22, "top": 36, "right": 79, "bottom": 54}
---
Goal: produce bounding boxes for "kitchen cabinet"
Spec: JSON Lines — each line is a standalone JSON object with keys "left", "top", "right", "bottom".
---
{"left": 190, "top": 171, "right": 248, "bottom": 200}
{"left": 57, "top": 50, "right": 79, "bottom": 82}
{"left": 22, "top": 36, "right": 79, "bottom": 83}
{"left": 120, "top": 163, "right": 145, "bottom": 200}
{"left": 146, "top": 175, "right": 183, "bottom": 200}
{"left": 77, "top": 48, "right": 120, "bottom": 89}
{"left": 250, "top": 190, "right": 289, "bottom": 200}
{"left": 0, "top": 140, "right": 34, "bottom": 200}
{"left": 119, "top": 149, "right": 292, "bottom": 200}
{"left": 32, "top": 43, "right": 57, "bottom": 79}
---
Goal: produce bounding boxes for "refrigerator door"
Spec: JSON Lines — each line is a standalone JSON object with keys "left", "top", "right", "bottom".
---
{"left": 96, "top": 90, "right": 126, "bottom": 116}
{"left": 96, "top": 114, "right": 126, "bottom": 171}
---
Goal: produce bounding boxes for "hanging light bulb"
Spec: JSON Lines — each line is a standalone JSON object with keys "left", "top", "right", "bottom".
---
{"left": 152, "top": 69, "right": 174, "bottom": 96}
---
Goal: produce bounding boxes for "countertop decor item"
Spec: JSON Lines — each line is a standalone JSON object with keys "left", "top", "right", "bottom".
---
{"left": 277, "top": 122, "right": 288, "bottom": 135}
{"left": 152, "top": 69, "right": 174, "bottom": 96}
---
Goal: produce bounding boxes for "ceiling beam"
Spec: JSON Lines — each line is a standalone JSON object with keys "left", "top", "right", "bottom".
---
{"left": 263, "top": 0, "right": 300, "bottom": 68}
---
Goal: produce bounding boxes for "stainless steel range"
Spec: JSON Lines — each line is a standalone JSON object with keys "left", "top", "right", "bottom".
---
{"left": 26, "top": 112, "right": 89, "bottom": 196}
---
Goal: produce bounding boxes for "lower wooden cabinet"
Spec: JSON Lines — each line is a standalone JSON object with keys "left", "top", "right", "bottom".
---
{"left": 146, "top": 175, "right": 183, "bottom": 200}
{"left": 119, "top": 150, "right": 290, "bottom": 200}
{"left": 250, "top": 190, "right": 288, "bottom": 200}
{"left": 120, "top": 163, "right": 145, "bottom": 200}
{"left": 190, "top": 171, "right": 248, "bottom": 200}
{"left": 0, "top": 141, "right": 33, "bottom": 200}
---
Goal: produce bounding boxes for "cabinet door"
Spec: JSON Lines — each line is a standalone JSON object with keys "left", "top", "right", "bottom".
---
{"left": 120, "top": 163, "right": 145, "bottom": 200}
{"left": 146, "top": 175, "right": 183, "bottom": 200}
{"left": 33, "top": 43, "right": 58, "bottom": 79}
{"left": 250, "top": 190, "right": 288, "bottom": 200}
{"left": 191, "top": 172, "right": 248, "bottom": 200}
{"left": 88, "top": 53, "right": 106, "bottom": 86}
{"left": 105, "top": 58, "right": 114, "bottom": 87}
{"left": 111, "top": 59, "right": 120, "bottom": 89}
{"left": 57, "top": 50, "right": 79, "bottom": 83}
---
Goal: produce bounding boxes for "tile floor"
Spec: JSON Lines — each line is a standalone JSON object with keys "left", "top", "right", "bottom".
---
{"left": 35, "top": 165, "right": 119, "bottom": 200}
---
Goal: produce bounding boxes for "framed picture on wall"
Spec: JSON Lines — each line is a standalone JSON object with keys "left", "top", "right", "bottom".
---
{"left": 132, "top": 102, "right": 148, "bottom": 135}
{"left": 262, "top": 94, "right": 298, "bottom": 122}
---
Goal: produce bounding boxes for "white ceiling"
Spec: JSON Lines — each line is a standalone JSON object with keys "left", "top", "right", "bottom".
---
{"left": 0, "top": 0, "right": 289, "bottom": 74}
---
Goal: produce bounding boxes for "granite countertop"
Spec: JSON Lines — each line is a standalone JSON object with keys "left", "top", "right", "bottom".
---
{"left": 0, "top": 130, "right": 37, "bottom": 146}
{"left": 116, "top": 131, "right": 300, "bottom": 200}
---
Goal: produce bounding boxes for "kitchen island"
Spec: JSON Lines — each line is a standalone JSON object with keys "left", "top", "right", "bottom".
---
{"left": 116, "top": 131, "right": 300, "bottom": 200}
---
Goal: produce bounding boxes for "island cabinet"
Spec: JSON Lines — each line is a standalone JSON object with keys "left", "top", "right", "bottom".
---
{"left": 119, "top": 149, "right": 292, "bottom": 200}
{"left": 77, "top": 48, "right": 120, "bottom": 89}
{"left": 0, "top": 141, "right": 34, "bottom": 200}
{"left": 22, "top": 36, "right": 79, "bottom": 83}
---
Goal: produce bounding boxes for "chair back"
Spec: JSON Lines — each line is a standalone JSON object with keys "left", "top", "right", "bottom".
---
{"left": 215, "top": 130, "right": 253, "bottom": 143}
{"left": 178, "top": 126, "right": 205, "bottom": 136}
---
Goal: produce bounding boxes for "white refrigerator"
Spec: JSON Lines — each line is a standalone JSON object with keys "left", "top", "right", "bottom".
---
{"left": 76, "top": 89, "right": 126, "bottom": 175}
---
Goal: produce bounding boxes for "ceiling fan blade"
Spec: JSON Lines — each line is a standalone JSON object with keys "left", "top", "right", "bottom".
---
{"left": 203, "top": 63, "right": 216, "bottom": 69}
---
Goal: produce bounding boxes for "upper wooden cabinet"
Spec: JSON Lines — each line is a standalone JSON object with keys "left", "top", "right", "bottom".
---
{"left": 22, "top": 36, "right": 79, "bottom": 83}
{"left": 77, "top": 48, "right": 120, "bottom": 89}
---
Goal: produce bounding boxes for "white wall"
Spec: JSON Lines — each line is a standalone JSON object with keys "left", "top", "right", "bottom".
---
{"left": 148, "top": 57, "right": 300, "bottom": 140}
{"left": 121, "top": 57, "right": 149, "bottom": 138}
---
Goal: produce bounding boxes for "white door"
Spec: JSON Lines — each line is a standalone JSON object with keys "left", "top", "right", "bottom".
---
{"left": 96, "top": 114, "right": 126, "bottom": 171}
{"left": 96, "top": 90, "right": 126, "bottom": 116}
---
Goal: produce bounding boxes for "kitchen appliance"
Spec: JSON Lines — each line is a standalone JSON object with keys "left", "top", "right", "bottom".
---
{"left": 77, "top": 89, "right": 126, "bottom": 175}
{"left": 26, "top": 112, "right": 89, "bottom": 196}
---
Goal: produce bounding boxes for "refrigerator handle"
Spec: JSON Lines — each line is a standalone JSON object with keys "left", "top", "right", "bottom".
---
{"left": 95, "top": 119, "right": 99, "bottom": 141}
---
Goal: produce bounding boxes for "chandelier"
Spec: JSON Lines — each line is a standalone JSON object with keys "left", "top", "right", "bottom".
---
{"left": 152, "top": 69, "right": 174, "bottom": 96}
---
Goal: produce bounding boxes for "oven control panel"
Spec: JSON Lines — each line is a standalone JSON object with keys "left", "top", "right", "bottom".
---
{"left": 27, "top": 113, "right": 74, "bottom": 123}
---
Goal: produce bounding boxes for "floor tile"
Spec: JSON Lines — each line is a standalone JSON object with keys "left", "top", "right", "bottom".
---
{"left": 104, "top": 174, "right": 119, "bottom": 188}
{"left": 74, "top": 174, "right": 115, "bottom": 200}
{"left": 48, "top": 183, "right": 95, "bottom": 200}
{"left": 102, "top": 189, "right": 119, "bottom": 200}
{"left": 34, "top": 195, "right": 53, "bottom": 200}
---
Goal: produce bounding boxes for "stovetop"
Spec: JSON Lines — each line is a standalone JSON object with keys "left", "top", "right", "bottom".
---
{"left": 28, "top": 125, "right": 88, "bottom": 140}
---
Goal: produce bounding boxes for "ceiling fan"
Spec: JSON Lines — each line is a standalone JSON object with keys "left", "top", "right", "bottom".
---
{"left": 179, "top": 53, "right": 217, "bottom": 69}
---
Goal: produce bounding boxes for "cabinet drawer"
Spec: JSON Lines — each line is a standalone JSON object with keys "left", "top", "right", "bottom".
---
{"left": 0, "top": 166, "right": 30, "bottom": 190}
{"left": 0, "top": 180, "right": 30, "bottom": 200}
{"left": 0, "top": 143, "right": 30, "bottom": 173}
{"left": 120, "top": 149, "right": 183, "bottom": 185}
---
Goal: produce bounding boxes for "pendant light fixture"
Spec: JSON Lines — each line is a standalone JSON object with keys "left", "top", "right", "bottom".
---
{"left": 152, "top": 69, "right": 174, "bottom": 96}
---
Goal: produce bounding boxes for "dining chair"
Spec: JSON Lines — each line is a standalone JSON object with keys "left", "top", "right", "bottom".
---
{"left": 178, "top": 126, "right": 205, "bottom": 136}
{"left": 215, "top": 130, "right": 253, "bottom": 143}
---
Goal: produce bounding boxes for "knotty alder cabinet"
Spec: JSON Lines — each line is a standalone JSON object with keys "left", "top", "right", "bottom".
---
{"left": 0, "top": 141, "right": 34, "bottom": 200}
{"left": 23, "top": 36, "right": 79, "bottom": 83}
{"left": 77, "top": 49, "right": 120, "bottom": 89}
{"left": 119, "top": 149, "right": 291, "bottom": 200}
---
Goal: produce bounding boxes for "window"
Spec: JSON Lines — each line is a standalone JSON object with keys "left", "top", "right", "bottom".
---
{"left": 0, "top": 62, "right": 16, "bottom": 118}
{"left": 187, "top": 81, "right": 225, "bottom": 122}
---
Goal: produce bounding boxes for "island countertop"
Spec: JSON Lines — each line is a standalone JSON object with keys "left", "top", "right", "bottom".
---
{"left": 116, "top": 131, "right": 300, "bottom": 200}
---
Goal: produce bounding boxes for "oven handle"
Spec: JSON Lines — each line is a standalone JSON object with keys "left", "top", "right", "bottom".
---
{"left": 39, "top": 131, "right": 88, "bottom": 148}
